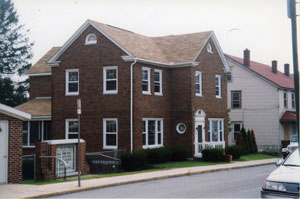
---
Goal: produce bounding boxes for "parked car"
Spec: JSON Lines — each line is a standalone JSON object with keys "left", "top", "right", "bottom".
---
{"left": 282, "top": 135, "right": 299, "bottom": 158}
{"left": 261, "top": 148, "right": 300, "bottom": 198}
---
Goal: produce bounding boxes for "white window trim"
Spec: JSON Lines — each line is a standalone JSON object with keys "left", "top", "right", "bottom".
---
{"left": 208, "top": 118, "right": 224, "bottom": 142}
{"left": 142, "top": 118, "right": 163, "bottom": 149}
{"left": 85, "top": 33, "right": 97, "bottom": 45}
{"left": 103, "top": 118, "right": 118, "bottom": 150}
{"left": 142, "top": 67, "right": 151, "bottom": 95}
{"left": 65, "top": 119, "right": 78, "bottom": 139}
{"left": 291, "top": 92, "right": 295, "bottom": 108}
{"left": 23, "top": 121, "right": 35, "bottom": 148}
{"left": 66, "top": 69, "right": 79, "bottom": 96}
{"left": 283, "top": 91, "right": 288, "bottom": 108}
{"left": 195, "top": 71, "right": 202, "bottom": 97}
{"left": 207, "top": 43, "right": 213, "bottom": 54}
{"left": 216, "top": 75, "right": 221, "bottom": 98}
{"left": 103, "top": 66, "right": 118, "bottom": 94}
{"left": 154, "top": 69, "right": 162, "bottom": 96}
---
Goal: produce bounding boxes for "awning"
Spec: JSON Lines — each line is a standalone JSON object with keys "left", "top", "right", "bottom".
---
{"left": 15, "top": 98, "right": 51, "bottom": 120}
{"left": 280, "top": 111, "right": 296, "bottom": 123}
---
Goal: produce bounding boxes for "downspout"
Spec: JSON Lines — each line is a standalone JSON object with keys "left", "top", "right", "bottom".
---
{"left": 130, "top": 59, "right": 137, "bottom": 153}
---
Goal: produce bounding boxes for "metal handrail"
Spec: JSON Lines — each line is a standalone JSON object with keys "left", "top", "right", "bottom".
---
{"left": 86, "top": 153, "right": 121, "bottom": 162}
{"left": 39, "top": 156, "right": 67, "bottom": 180}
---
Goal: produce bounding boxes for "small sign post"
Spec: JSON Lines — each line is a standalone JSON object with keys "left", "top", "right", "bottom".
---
{"left": 77, "top": 99, "right": 81, "bottom": 187}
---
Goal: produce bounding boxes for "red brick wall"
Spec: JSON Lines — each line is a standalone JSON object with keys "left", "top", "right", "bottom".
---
{"left": 0, "top": 113, "right": 22, "bottom": 184}
{"left": 29, "top": 76, "right": 52, "bottom": 99}
{"left": 51, "top": 25, "right": 130, "bottom": 152}
{"left": 192, "top": 38, "right": 228, "bottom": 146}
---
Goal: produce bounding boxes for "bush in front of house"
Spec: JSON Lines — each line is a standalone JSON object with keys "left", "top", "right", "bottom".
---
{"left": 202, "top": 148, "right": 224, "bottom": 162}
{"left": 120, "top": 151, "right": 147, "bottom": 171}
{"left": 240, "top": 126, "right": 249, "bottom": 155}
{"left": 145, "top": 147, "right": 171, "bottom": 164}
{"left": 251, "top": 130, "right": 258, "bottom": 153}
{"left": 170, "top": 146, "right": 188, "bottom": 161}
{"left": 225, "top": 145, "right": 243, "bottom": 160}
{"left": 247, "top": 130, "right": 255, "bottom": 153}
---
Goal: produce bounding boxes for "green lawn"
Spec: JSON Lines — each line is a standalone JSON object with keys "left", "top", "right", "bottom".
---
{"left": 22, "top": 153, "right": 277, "bottom": 185}
{"left": 237, "top": 153, "right": 278, "bottom": 161}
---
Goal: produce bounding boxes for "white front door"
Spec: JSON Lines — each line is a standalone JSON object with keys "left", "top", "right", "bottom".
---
{"left": 0, "top": 121, "right": 8, "bottom": 184}
{"left": 194, "top": 121, "right": 205, "bottom": 157}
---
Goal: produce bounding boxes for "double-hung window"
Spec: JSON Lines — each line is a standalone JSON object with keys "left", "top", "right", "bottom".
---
{"left": 66, "top": 119, "right": 78, "bottom": 139}
{"left": 22, "top": 121, "right": 34, "bottom": 147}
{"left": 195, "top": 71, "right": 202, "bottom": 96}
{"left": 142, "top": 119, "right": 163, "bottom": 148}
{"left": 215, "top": 75, "right": 221, "bottom": 98}
{"left": 154, "top": 69, "right": 162, "bottom": 95}
{"left": 103, "top": 66, "right": 118, "bottom": 94}
{"left": 66, "top": 69, "right": 79, "bottom": 95}
{"left": 231, "top": 91, "right": 241, "bottom": 109}
{"left": 233, "top": 123, "right": 242, "bottom": 140}
{"left": 208, "top": 119, "right": 224, "bottom": 142}
{"left": 283, "top": 92, "right": 288, "bottom": 108}
{"left": 142, "top": 67, "right": 151, "bottom": 94}
{"left": 103, "top": 118, "right": 118, "bottom": 149}
{"left": 291, "top": 93, "right": 295, "bottom": 108}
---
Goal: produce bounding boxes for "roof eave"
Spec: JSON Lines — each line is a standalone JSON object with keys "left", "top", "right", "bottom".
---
{"left": 0, "top": 103, "right": 31, "bottom": 121}
{"left": 122, "top": 56, "right": 198, "bottom": 68}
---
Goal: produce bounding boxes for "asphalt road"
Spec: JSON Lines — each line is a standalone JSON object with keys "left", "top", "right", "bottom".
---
{"left": 53, "top": 164, "right": 276, "bottom": 198}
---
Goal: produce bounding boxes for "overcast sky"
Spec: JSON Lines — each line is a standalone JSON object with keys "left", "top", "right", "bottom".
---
{"left": 13, "top": 0, "right": 297, "bottom": 72}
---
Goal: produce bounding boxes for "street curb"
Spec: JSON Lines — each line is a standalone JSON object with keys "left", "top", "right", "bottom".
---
{"left": 22, "top": 160, "right": 277, "bottom": 198}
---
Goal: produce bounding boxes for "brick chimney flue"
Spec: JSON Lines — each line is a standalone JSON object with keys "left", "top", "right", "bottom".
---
{"left": 284, "top": 63, "right": 290, "bottom": 76}
{"left": 243, "top": 49, "right": 250, "bottom": 67}
{"left": 271, "top": 60, "right": 277, "bottom": 74}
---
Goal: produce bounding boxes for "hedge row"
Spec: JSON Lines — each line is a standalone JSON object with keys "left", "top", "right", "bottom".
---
{"left": 121, "top": 146, "right": 188, "bottom": 171}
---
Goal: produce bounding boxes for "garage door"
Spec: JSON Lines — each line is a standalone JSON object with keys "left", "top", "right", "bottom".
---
{"left": 0, "top": 121, "right": 8, "bottom": 184}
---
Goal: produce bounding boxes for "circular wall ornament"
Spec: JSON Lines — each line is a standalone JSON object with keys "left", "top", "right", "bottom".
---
{"left": 176, "top": 123, "right": 186, "bottom": 134}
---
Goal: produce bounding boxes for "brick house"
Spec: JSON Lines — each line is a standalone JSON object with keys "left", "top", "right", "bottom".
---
{"left": 226, "top": 49, "right": 296, "bottom": 151}
{"left": 17, "top": 20, "right": 230, "bottom": 157}
{"left": 0, "top": 103, "right": 31, "bottom": 184}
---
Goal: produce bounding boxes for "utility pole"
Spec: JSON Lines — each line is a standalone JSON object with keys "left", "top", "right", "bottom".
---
{"left": 287, "top": 0, "right": 299, "bottom": 145}
{"left": 77, "top": 99, "right": 81, "bottom": 187}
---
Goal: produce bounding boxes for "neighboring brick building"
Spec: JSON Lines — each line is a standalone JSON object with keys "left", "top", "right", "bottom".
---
{"left": 0, "top": 103, "right": 31, "bottom": 184}
{"left": 17, "top": 20, "right": 230, "bottom": 157}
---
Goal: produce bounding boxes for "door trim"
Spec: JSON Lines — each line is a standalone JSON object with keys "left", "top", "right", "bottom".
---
{"left": 0, "top": 120, "right": 8, "bottom": 184}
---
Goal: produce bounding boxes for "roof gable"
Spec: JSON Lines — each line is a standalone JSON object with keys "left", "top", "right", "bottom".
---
{"left": 47, "top": 19, "right": 229, "bottom": 71}
{"left": 226, "top": 55, "right": 294, "bottom": 89}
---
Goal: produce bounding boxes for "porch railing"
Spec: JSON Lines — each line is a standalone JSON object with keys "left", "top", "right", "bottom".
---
{"left": 197, "top": 141, "right": 225, "bottom": 152}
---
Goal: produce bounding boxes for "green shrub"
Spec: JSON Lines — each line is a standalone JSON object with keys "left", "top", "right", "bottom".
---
{"left": 225, "top": 145, "right": 243, "bottom": 159}
{"left": 247, "top": 130, "right": 255, "bottom": 153}
{"left": 22, "top": 158, "right": 34, "bottom": 179}
{"left": 241, "top": 127, "right": 249, "bottom": 155}
{"left": 202, "top": 148, "right": 224, "bottom": 162}
{"left": 120, "top": 151, "right": 147, "bottom": 171}
{"left": 170, "top": 146, "right": 188, "bottom": 161}
{"left": 251, "top": 130, "right": 258, "bottom": 153}
{"left": 145, "top": 147, "right": 171, "bottom": 164}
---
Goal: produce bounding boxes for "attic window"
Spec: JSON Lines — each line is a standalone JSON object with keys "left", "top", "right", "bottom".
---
{"left": 85, "top": 33, "right": 97, "bottom": 45}
{"left": 207, "top": 43, "right": 213, "bottom": 53}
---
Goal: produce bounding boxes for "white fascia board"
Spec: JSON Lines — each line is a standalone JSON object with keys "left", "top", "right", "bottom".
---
{"left": 47, "top": 20, "right": 132, "bottom": 66}
{"left": 0, "top": 103, "right": 31, "bottom": 120}
{"left": 122, "top": 56, "right": 198, "bottom": 68}
{"left": 27, "top": 73, "right": 51, "bottom": 77}
{"left": 31, "top": 116, "right": 51, "bottom": 121}
{"left": 45, "top": 139, "right": 84, "bottom": 145}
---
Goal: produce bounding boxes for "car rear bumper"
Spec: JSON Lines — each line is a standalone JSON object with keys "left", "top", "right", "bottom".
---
{"left": 261, "top": 190, "right": 300, "bottom": 198}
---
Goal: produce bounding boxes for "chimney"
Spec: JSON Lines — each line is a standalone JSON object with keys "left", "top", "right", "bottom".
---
{"left": 271, "top": 60, "right": 277, "bottom": 73}
{"left": 284, "top": 63, "right": 290, "bottom": 76}
{"left": 243, "top": 49, "right": 250, "bottom": 67}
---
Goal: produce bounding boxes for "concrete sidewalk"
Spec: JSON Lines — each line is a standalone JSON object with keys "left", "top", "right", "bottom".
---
{"left": 0, "top": 158, "right": 278, "bottom": 199}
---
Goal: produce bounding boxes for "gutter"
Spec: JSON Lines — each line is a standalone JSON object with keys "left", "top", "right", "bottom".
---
{"left": 130, "top": 59, "right": 137, "bottom": 153}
